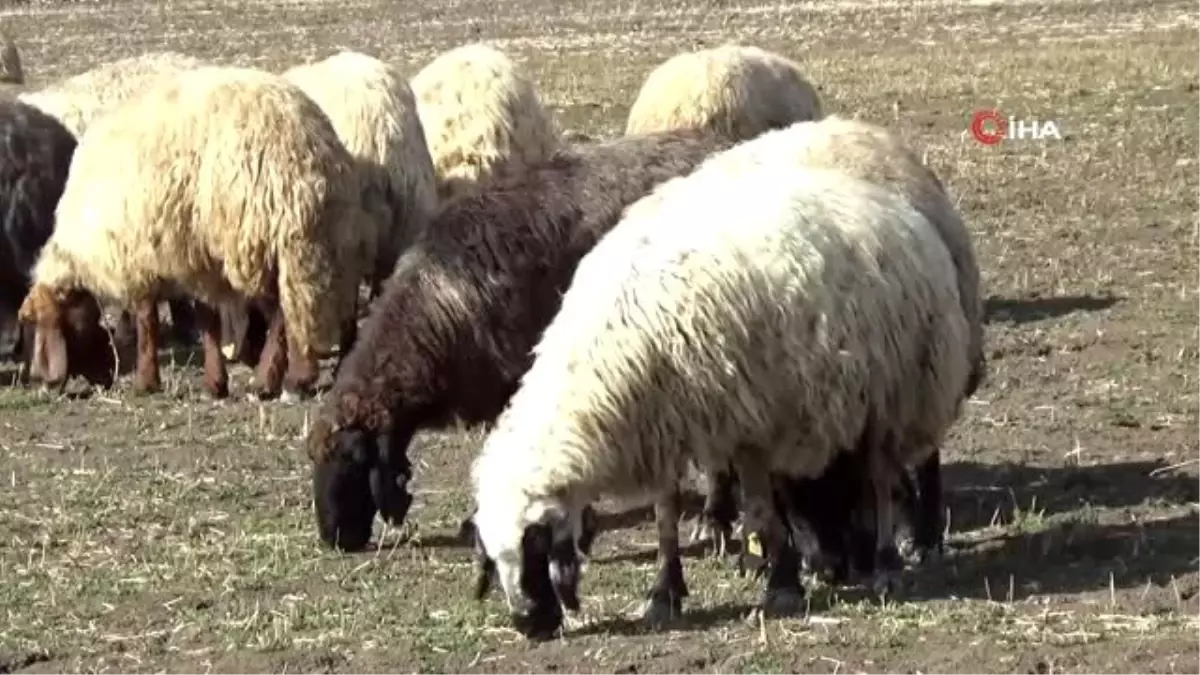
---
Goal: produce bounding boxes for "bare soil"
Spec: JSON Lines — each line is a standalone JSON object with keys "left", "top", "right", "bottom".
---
{"left": 1, "top": 0, "right": 1197, "bottom": 672}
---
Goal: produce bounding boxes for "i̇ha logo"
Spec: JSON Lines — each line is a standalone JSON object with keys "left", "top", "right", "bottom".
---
{"left": 970, "top": 109, "right": 1062, "bottom": 144}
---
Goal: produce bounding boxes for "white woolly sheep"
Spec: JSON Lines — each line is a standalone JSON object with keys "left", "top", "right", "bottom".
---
{"left": 467, "top": 164, "right": 971, "bottom": 640}
{"left": 682, "top": 115, "right": 985, "bottom": 570}
{"left": 625, "top": 44, "right": 823, "bottom": 142}
{"left": 17, "top": 65, "right": 371, "bottom": 402}
{"left": 410, "top": 43, "right": 562, "bottom": 200}
{"left": 283, "top": 50, "right": 437, "bottom": 295}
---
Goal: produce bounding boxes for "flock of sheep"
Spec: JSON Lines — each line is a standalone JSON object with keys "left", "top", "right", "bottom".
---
{"left": 0, "top": 38, "right": 986, "bottom": 641}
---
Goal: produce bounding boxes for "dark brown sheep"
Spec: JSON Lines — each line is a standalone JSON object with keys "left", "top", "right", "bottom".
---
{"left": 306, "top": 128, "right": 735, "bottom": 552}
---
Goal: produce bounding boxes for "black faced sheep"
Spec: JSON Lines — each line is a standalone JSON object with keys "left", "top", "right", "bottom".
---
{"left": 625, "top": 44, "right": 824, "bottom": 142}
{"left": 410, "top": 43, "right": 562, "bottom": 200}
{"left": 466, "top": 163, "right": 972, "bottom": 641}
{"left": 17, "top": 66, "right": 371, "bottom": 402}
{"left": 304, "top": 128, "right": 735, "bottom": 553}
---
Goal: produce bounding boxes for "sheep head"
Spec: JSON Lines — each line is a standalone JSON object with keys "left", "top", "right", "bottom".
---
{"left": 307, "top": 410, "right": 415, "bottom": 552}
{"left": 16, "top": 284, "right": 115, "bottom": 391}
{"left": 465, "top": 499, "right": 598, "bottom": 641}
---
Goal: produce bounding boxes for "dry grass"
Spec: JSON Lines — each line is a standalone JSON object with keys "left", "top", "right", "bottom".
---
{"left": 1, "top": 0, "right": 1198, "bottom": 672}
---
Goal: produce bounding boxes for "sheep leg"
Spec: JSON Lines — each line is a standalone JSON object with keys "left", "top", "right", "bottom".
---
{"left": 866, "top": 432, "right": 905, "bottom": 598}
{"left": 192, "top": 301, "right": 229, "bottom": 399}
{"left": 282, "top": 324, "right": 319, "bottom": 402}
{"left": 250, "top": 300, "right": 288, "bottom": 400}
{"left": 734, "top": 461, "right": 804, "bottom": 617}
{"left": 641, "top": 489, "right": 688, "bottom": 628}
{"left": 688, "top": 466, "right": 737, "bottom": 557}
{"left": 167, "top": 297, "right": 198, "bottom": 346}
{"left": 132, "top": 297, "right": 162, "bottom": 394}
{"left": 332, "top": 301, "right": 359, "bottom": 379}
{"left": 910, "top": 449, "right": 944, "bottom": 562}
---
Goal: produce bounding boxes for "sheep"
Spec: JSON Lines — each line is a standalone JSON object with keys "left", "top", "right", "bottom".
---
{"left": 410, "top": 43, "right": 562, "bottom": 200}
{"left": 684, "top": 115, "right": 985, "bottom": 571}
{"left": 625, "top": 44, "right": 824, "bottom": 143}
{"left": 211, "top": 51, "right": 440, "bottom": 370}
{"left": 304, "top": 128, "right": 735, "bottom": 553}
{"left": 18, "top": 51, "right": 211, "bottom": 347}
{"left": 284, "top": 50, "right": 438, "bottom": 298}
{"left": 0, "top": 99, "right": 118, "bottom": 388}
{"left": 465, "top": 163, "right": 972, "bottom": 640}
{"left": 16, "top": 66, "right": 371, "bottom": 402}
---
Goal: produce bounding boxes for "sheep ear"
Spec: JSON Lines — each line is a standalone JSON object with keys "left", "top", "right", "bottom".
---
{"left": 32, "top": 322, "right": 68, "bottom": 386}
{"left": 462, "top": 518, "right": 497, "bottom": 601}
{"left": 577, "top": 504, "right": 599, "bottom": 557}
{"left": 548, "top": 517, "right": 582, "bottom": 612}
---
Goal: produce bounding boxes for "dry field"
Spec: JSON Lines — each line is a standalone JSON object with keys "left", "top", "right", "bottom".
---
{"left": 1, "top": 0, "right": 1198, "bottom": 672}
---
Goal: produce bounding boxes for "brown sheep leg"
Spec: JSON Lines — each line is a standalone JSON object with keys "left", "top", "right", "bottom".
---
{"left": 132, "top": 297, "right": 162, "bottom": 394}
{"left": 734, "top": 456, "right": 804, "bottom": 617}
{"left": 193, "top": 301, "right": 228, "bottom": 399}
{"left": 251, "top": 301, "right": 288, "bottom": 400}
{"left": 641, "top": 489, "right": 688, "bottom": 628}
{"left": 282, "top": 324, "right": 319, "bottom": 401}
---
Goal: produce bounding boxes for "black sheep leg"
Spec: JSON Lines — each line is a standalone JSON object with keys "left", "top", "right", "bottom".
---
{"left": 910, "top": 450, "right": 944, "bottom": 562}
{"left": 642, "top": 489, "right": 688, "bottom": 627}
{"left": 734, "top": 459, "right": 804, "bottom": 617}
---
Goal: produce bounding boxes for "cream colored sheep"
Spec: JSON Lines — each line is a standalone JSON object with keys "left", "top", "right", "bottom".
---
{"left": 17, "top": 66, "right": 371, "bottom": 402}
{"left": 284, "top": 50, "right": 437, "bottom": 292}
{"left": 625, "top": 44, "right": 823, "bottom": 142}
{"left": 410, "top": 43, "right": 562, "bottom": 200}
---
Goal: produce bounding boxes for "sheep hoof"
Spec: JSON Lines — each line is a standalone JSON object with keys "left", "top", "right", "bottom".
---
{"left": 760, "top": 586, "right": 805, "bottom": 618}
{"left": 131, "top": 380, "right": 162, "bottom": 396}
{"left": 640, "top": 594, "right": 682, "bottom": 628}
{"left": 205, "top": 380, "right": 230, "bottom": 400}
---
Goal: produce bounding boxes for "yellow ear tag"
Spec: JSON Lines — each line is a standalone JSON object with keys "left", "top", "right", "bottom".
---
{"left": 746, "top": 532, "right": 763, "bottom": 558}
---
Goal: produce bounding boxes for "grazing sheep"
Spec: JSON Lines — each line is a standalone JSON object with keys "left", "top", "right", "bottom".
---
{"left": 0, "top": 100, "right": 115, "bottom": 386}
{"left": 305, "top": 128, "right": 734, "bottom": 553}
{"left": 17, "top": 66, "right": 371, "bottom": 401}
{"left": 466, "top": 164, "right": 971, "bottom": 640}
{"left": 283, "top": 50, "right": 437, "bottom": 297}
{"left": 688, "top": 115, "right": 984, "bottom": 571}
{"left": 213, "top": 50, "right": 440, "bottom": 368}
{"left": 625, "top": 44, "right": 823, "bottom": 142}
{"left": 410, "top": 43, "right": 562, "bottom": 200}
{"left": 19, "top": 51, "right": 210, "bottom": 346}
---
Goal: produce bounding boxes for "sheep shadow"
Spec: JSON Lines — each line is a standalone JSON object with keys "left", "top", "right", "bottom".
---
{"left": 897, "top": 509, "right": 1198, "bottom": 603}
{"left": 940, "top": 459, "right": 1198, "bottom": 534}
{"left": 984, "top": 292, "right": 1120, "bottom": 325}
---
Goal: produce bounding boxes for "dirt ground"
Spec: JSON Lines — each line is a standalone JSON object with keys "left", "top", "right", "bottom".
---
{"left": 1, "top": 0, "right": 1197, "bottom": 672}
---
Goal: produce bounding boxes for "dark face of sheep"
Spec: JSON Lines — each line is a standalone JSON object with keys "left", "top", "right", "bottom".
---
{"left": 464, "top": 504, "right": 598, "bottom": 641}
{"left": 308, "top": 420, "right": 415, "bottom": 552}
{"left": 17, "top": 285, "right": 115, "bottom": 391}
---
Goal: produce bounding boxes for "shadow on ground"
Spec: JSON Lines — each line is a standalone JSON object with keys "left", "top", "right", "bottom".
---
{"left": 985, "top": 292, "right": 1121, "bottom": 325}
